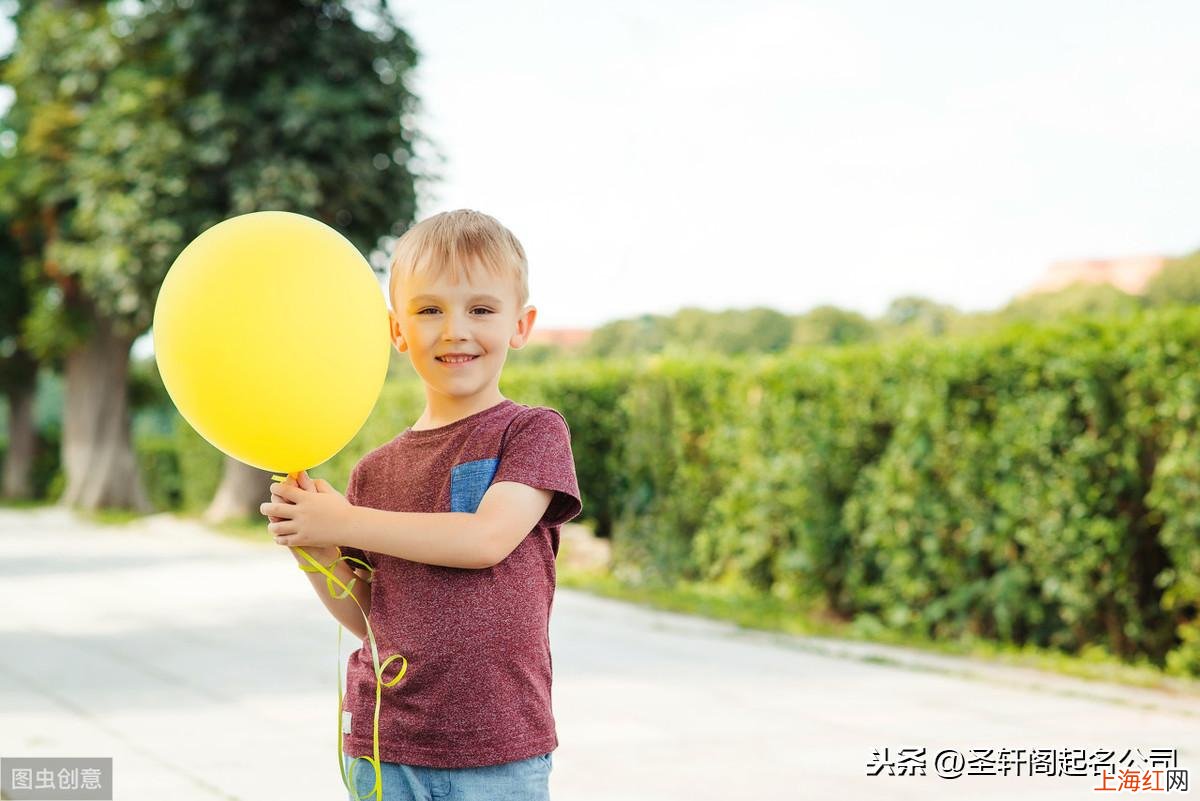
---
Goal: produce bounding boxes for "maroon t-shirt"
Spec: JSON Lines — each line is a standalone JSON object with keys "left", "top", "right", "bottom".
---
{"left": 338, "top": 398, "right": 582, "bottom": 768}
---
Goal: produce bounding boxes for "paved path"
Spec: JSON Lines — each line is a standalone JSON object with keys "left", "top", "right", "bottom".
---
{"left": 1, "top": 507, "right": 1197, "bottom": 800}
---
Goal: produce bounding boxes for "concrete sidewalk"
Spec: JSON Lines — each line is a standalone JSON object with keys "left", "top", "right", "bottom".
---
{"left": 1, "top": 507, "right": 1197, "bottom": 800}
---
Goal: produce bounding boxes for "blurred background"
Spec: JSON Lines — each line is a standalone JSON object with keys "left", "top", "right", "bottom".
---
{"left": 2, "top": 0, "right": 1200, "bottom": 699}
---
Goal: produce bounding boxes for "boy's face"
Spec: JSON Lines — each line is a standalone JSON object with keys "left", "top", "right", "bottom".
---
{"left": 389, "top": 263, "right": 535, "bottom": 402}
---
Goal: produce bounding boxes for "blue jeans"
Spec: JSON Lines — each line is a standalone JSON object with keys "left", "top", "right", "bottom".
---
{"left": 343, "top": 752, "right": 552, "bottom": 801}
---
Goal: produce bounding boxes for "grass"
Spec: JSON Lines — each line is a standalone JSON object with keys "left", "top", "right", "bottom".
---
{"left": 77, "top": 507, "right": 148, "bottom": 526}
{"left": 555, "top": 547, "right": 1200, "bottom": 696}
{"left": 0, "top": 497, "right": 51, "bottom": 510}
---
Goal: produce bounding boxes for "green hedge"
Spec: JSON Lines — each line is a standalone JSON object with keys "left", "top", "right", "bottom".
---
{"left": 594, "top": 310, "right": 1200, "bottom": 676}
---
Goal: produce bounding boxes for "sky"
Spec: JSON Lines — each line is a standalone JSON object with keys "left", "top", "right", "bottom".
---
{"left": 387, "top": 0, "right": 1200, "bottom": 328}
{"left": 4, "top": 2, "right": 1200, "bottom": 331}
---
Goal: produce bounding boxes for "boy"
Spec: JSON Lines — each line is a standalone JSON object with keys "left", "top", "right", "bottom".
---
{"left": 260, "top": 209, "right": 582, "bottom": 801}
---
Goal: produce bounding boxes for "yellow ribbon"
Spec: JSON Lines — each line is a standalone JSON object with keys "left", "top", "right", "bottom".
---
{"left": 272, "top": 474, "right": 407, "bottom": 801}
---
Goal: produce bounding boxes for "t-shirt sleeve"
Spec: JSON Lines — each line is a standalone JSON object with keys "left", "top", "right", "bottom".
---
{"left": 338, "top": 463, "right": 373, "bottom": 571}
{"left": 492, "top": 407, "right": 583, "bottom": 529}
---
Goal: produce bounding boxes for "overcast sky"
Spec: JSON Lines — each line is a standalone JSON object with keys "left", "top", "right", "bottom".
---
{"left": 391, "top": 0, "right": 1200, "bottom": 328}
{"left": 4, "top": 3, "right": 1199, "bottom": 332}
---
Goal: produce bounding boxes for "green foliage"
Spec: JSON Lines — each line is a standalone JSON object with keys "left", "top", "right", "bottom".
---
{"left": 136, "top": 431, "right": 181, "bottom": 511}
{"left": 1000, "top": 283, "right": 1144, "bottom": 320}
{"left": 694, "top": 346, "right": 893, "bottom": 605}
{"left": 98, "top": 307, "right": 1200, "bottom": 678}
{"left": 581, "top": 283, "right": 1172, "bottom": 362}
{"left": 879, "top": 295, "right": 962, "bottom": 338}
{"left": 671, "top": 306, "right": 793, "bottom": 355}
{"left": 499, "top": 358, "right": 637, "bottom": 539}
{"left": 0, "top": 366, "right": 63, "bottom": 498}
{"left": 129, "top": 356, "right": 183, "bottom": 510}
{"left": 3, "top": 2, "right": 164, "bottom": 350}
{"left": 163, "top": 1, "right": 423, "bottom": 255}
{"left": 606, "top": 357, "right": 747, "bottom": 583}
{"left": 841, "top": 324, "right": 1160, "bottom": 658}
{"left": 1144, "top": 250, "right": 1200, "bottom": 307}
{"left": 594, "top": 310, "right": 1200, "bottom": 676}
{"left": 791, "top": 305, "right": 877, "bottom": 347}
{"left": 129, "top": 400, "right": 223, "bottom": 514}
{"left": 584, "top": 307, "right": 794, "bottom": 358}
{"left": 0, "top": 0, "right": 424, "bottom": 509}
{"left": 0, "top": 0, "right": 423, "bottom": 351}
{"left": 583, "top": 313, "right": 672, "bottom": 358}
{"left": 1124, "top": 314, "right": 1200, "bottom": 673}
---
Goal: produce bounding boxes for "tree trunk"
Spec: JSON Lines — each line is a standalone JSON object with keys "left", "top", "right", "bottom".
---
{"left": 2, "top": 376, "right": 37, "bottom": 500}
{"left": 204, "top": 455, "right": 275, "bottom": 524}
{"left": 60, "top": 312, "right": 152, "bottom": 512}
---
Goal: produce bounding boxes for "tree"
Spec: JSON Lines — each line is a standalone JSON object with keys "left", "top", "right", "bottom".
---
{"left": 584, "top": 314, "right": 671, "bottom": 359}
{"left": 0, "top": 210, "right": 39, "bottom": 500}
{"left": 585, "top": 306, "right": 796, "bottom": 359}
{"left": 1, "top": 1, "right": 423, "bottom": 513}
{"left": 1145, "top": 250, "right": 1200, "bottom": 307}
{"left": 880, "top": 295, "right": 961, "bottom": 338}
{"left": 167, "top": 2, "right": 423, "bottom": 522}
{"left": 1000, "top": 283, "right": 1143, "bottom": 321}
{"left": 680, "top": 307, "right": 793, "bottom": 356}
{"left": 1, "top": 2, "right": 159, "bottom": 510}
{"left": 791, "top": 305, "right": 877, "bottom": 347}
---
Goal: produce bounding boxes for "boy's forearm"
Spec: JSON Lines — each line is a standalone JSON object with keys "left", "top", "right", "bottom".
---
{"left": 343, "top": 507, "right": 495, "bottom": 570}
{"left": 299, "top": 551, "right": 371, "bottom": 639}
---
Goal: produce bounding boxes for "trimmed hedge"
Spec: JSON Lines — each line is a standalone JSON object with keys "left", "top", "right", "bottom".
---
{"left": 595, "top": 310, "right": 1200, "bottom": 675}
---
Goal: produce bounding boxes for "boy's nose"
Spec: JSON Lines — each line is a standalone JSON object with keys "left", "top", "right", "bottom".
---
{"left": 440, "top": 311, "right": 470, "bottom": 339}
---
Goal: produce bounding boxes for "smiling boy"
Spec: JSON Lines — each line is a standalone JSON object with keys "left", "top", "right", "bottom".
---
{"left": 260, "top": 209, "right": 582, "bottom": 801}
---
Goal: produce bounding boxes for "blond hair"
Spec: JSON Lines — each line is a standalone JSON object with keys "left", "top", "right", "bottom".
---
{"left": 388, "top": 209, "right": 529, "bottom": 310}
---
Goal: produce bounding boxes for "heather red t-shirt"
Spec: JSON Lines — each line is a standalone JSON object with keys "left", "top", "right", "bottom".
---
{"left": 338, "top": 398, "right": 582, "bottom": 768}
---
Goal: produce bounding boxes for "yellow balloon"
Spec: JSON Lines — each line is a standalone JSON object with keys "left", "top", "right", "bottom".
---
{"left": 153, "top": 211, "right": 389, "bottom": 474}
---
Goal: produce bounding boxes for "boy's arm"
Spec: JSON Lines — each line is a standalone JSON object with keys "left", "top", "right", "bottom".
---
{"left": 343, "top": 482, "right": 553, "bottom": 569}
{"left": 270, "top": 473, "right": 372, "bottom": 638}
{"left": 291, "top": 547, "right": 372, "bottom": 639}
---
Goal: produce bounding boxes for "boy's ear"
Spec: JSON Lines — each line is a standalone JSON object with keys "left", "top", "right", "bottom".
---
{"left": 509, "top": 305, "right": 537, "bottom": 350}
{"left": 389, "top": 311, "right": 408, "bottom": 353}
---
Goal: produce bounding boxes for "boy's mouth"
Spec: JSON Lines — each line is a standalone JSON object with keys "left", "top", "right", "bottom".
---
{"left": 436, "top": 354, "right": 479, "bottom": 364}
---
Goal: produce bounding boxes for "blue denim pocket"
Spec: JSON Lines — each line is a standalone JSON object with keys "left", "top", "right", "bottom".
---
{"left": 450, "top": 458, "right": 499, "bottom": 513}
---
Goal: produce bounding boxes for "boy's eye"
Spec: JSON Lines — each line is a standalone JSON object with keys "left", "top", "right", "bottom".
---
{"left": 416, "top": 307, "right": 493, "bottom": 315}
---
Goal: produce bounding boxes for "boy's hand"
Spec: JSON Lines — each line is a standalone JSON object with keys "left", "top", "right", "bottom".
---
{"left": 261, "top": 470, "right": 353, "bottom": 554}
{"left": 265, "top": 474, "right": 297, "bottom": 526}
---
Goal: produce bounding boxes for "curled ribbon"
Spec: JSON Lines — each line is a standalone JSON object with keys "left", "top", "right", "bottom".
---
{"left": 273, "top": 474, "right": 407, "bottom": 801}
